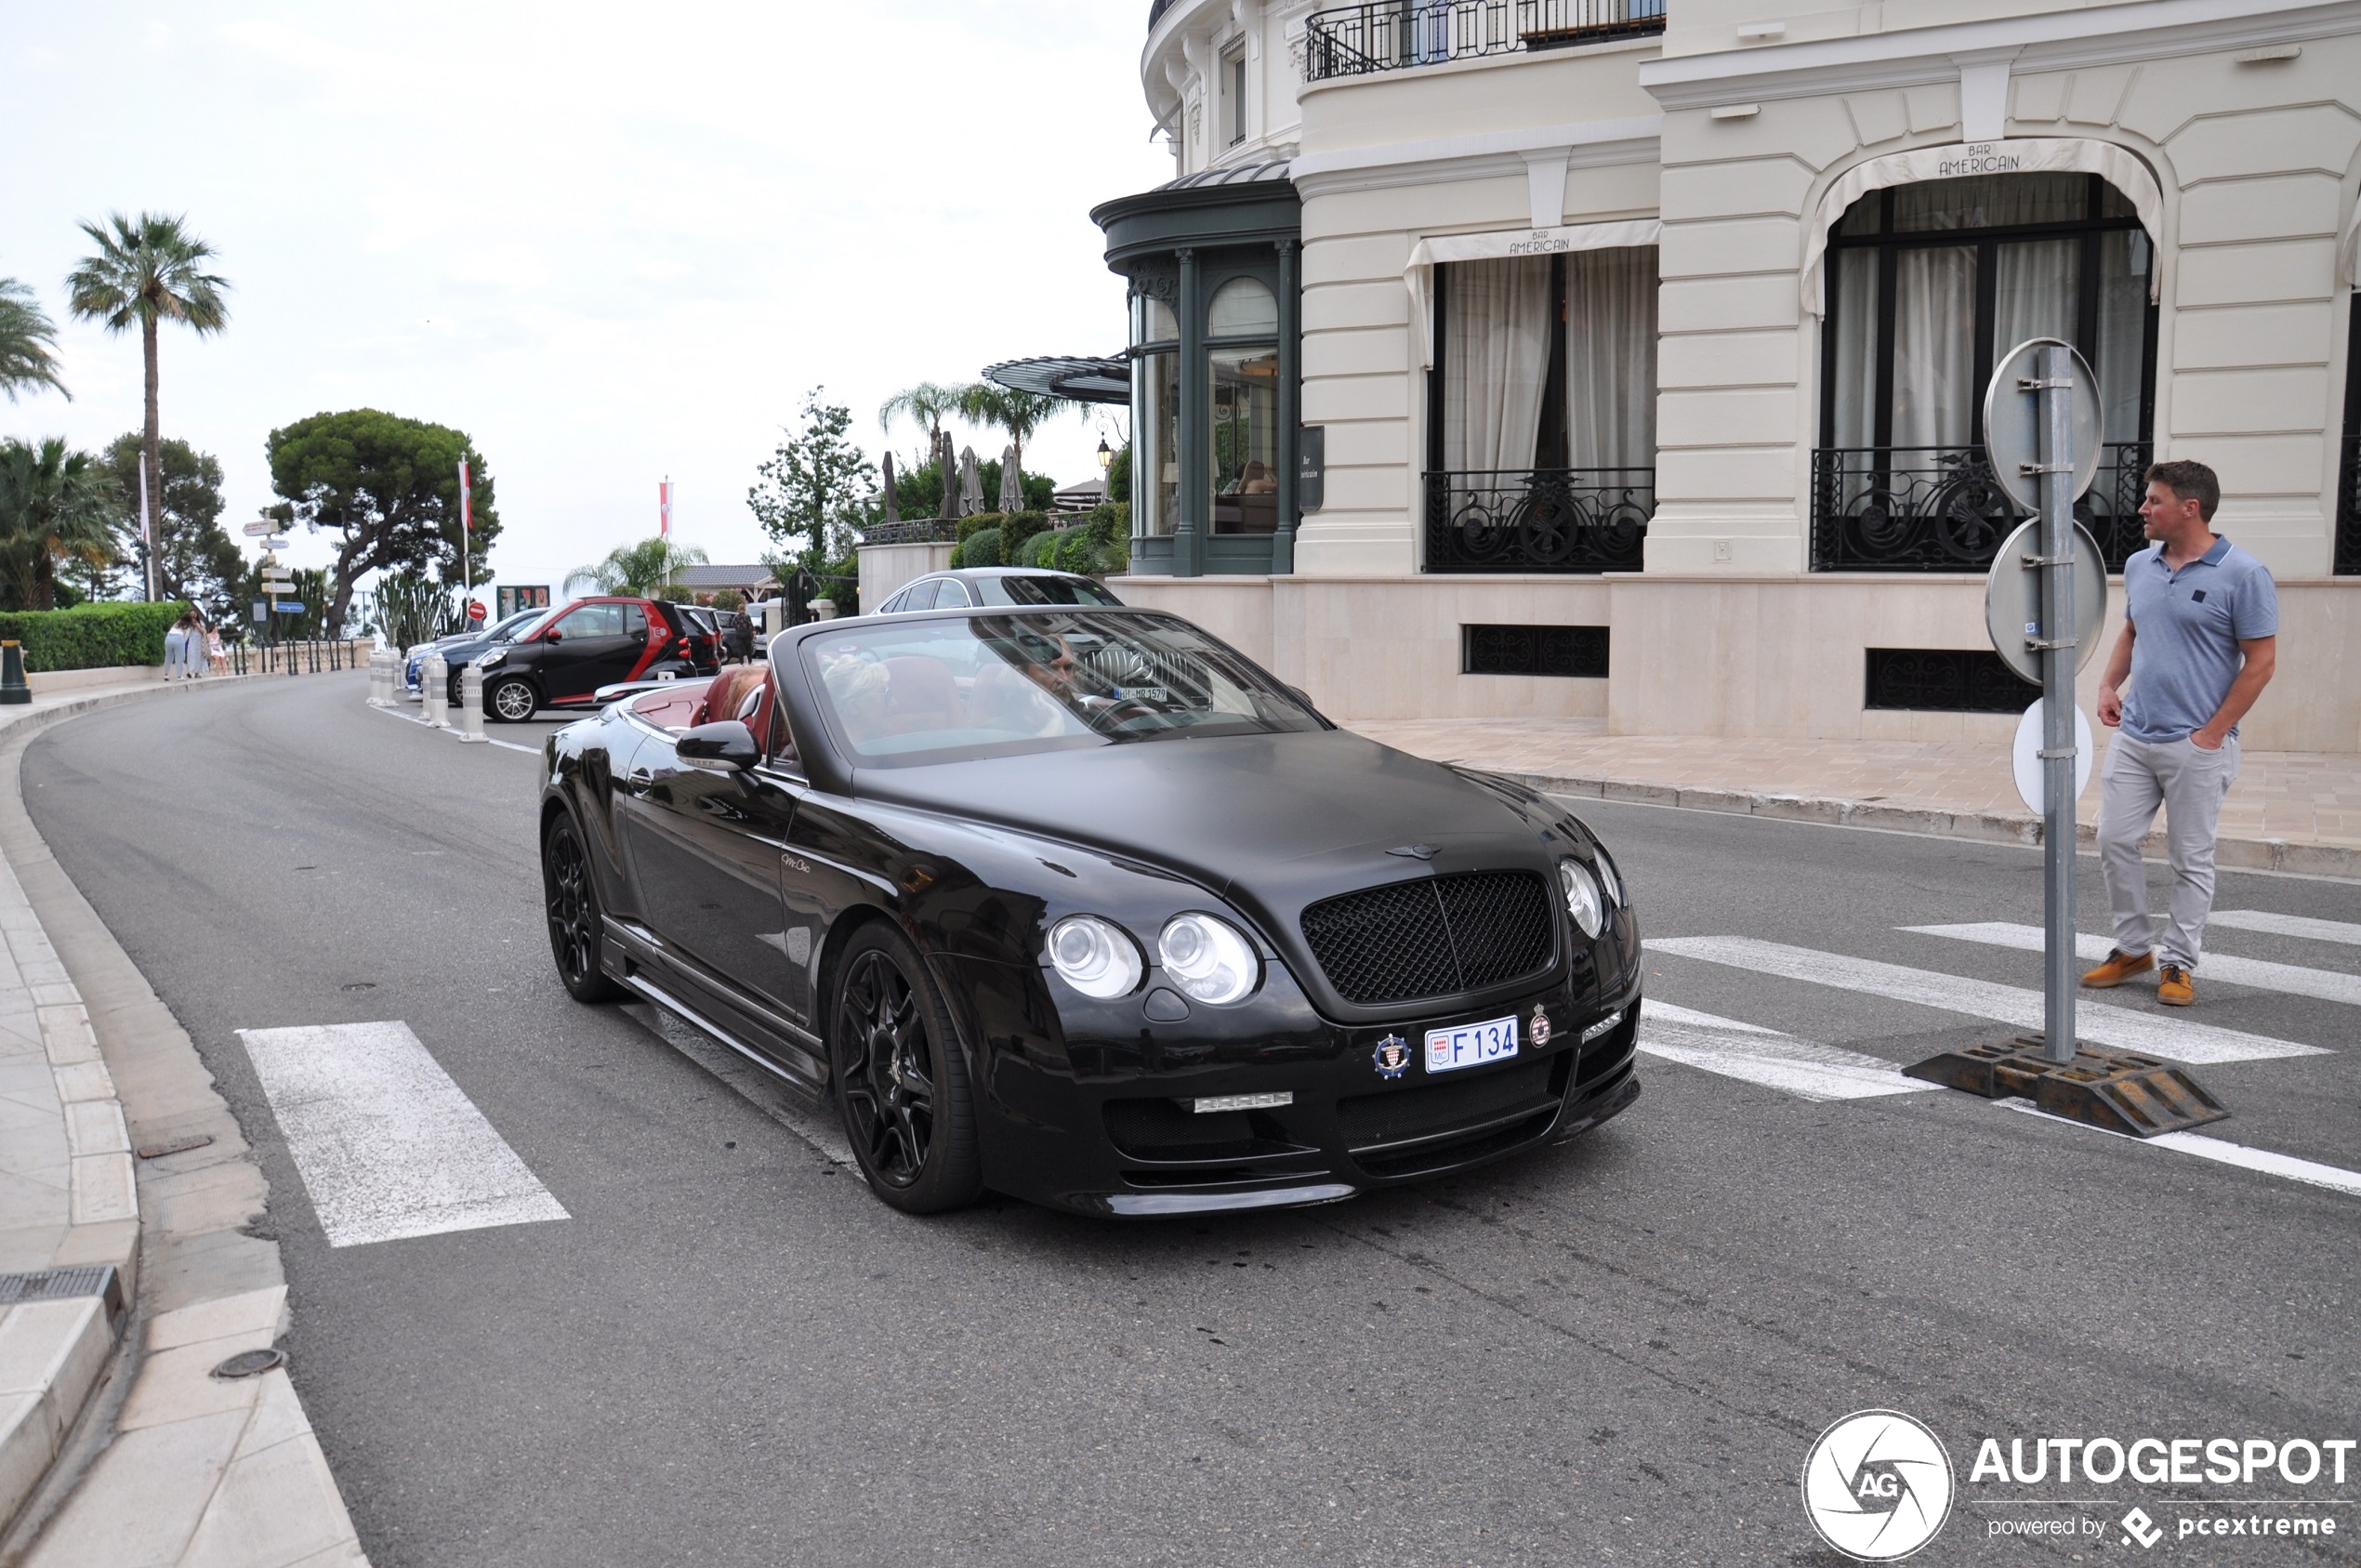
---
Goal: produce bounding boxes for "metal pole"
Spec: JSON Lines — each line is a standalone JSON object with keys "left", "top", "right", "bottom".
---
{"left": 2038, "top": 343, "right": 2077, "bottom": 1065}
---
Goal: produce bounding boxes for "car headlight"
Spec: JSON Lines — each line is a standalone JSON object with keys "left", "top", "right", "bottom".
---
{"left": 1158, "top": 913, "right": 1259, "bottom": 1005}
{"left": 1592, "top": 846, "right": 1622, "bottom": 907}
{"left": 1047, "top": 916, "right": 1142, "bottom": 999}
{"left": 478, "top": 649, "right": 506, "bottom": 669}
{"left": 1558, "top": 858, "right": 1604, "bottom": 940}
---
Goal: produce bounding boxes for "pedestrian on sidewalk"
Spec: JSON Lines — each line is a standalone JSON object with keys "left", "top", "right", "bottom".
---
{"left": 164, "top": 611, "right": 193, "bottom": 680}
{"left": 206, "top": 622, "right": 228, "bottom": 675}
{"left": 2083, "top": 460, "right": 2277, "bottom": 1008}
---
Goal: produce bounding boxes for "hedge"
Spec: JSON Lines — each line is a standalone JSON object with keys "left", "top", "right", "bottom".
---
{"left": 0, "top": 602, "right": 191, "bottom": 672}
{"left": 951, "top": 527, "right": 1002, "bottom": 569}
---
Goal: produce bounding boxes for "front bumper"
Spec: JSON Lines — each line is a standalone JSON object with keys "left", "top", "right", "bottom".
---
{"left": 941, "top": 935, "right": 1644, "bottom": 1218}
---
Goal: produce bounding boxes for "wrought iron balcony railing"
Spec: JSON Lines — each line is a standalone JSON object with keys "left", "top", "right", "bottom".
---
{"left": 2337, "top": 431, "right": 2361, "bottom": 575}
{"left": 1304, "top": 0, "right": 1667, "bottom": 82}
{"left": 1810, "top": 442, "right": 2153, "bottom": 573}
{"left": 1424, "top": 468, "right": 1652, "bottom": 573}
{"left": 859, "top": 520, "right": 960, "bottom": 547}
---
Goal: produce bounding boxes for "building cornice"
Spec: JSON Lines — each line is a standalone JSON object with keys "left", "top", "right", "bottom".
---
{"left": 1289, "top": 115, "right": 1663, "bottom": 199}
{"left": 1637, "top": 0, "right": 2361, "bottom": 111}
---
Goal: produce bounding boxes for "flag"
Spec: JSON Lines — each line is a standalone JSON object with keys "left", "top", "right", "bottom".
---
{"left": 659, "top": 478, "right": 672, "bottom": 538}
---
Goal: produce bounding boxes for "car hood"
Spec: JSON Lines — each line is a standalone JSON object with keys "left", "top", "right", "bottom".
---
{"left": 853, "top": 727, "right": 1568, "bottom": 916}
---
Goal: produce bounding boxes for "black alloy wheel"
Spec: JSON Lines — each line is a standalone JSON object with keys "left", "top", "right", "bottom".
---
{"left": 543, "top": 814, "right": 623, "bottom": 1003}
{"left": 489, "top": 674, "right": 538, "bottom": 723}
{"left": 829, "top": 924, "right": 981, "bottom": 1214}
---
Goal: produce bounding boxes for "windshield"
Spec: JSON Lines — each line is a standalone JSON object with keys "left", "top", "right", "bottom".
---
{"left": 486, "top": 610, "right": 541, "bottom": 643}
{"left": 798, "top": 611, "right": 1320, "bottom": 767}
{"left": 972, "top": 574, "right": 1123, "bottom": 608}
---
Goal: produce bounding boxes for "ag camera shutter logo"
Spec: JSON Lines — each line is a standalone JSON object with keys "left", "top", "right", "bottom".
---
{"left": 1801, "top": 1410, "right": 1955, "bottom": 1560}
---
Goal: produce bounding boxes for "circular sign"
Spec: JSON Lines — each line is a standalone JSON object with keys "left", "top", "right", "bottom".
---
{"left": 2011, "top": 698, "right": 2096, "bottom": 814}
{"left": 1984, "top": 517, "right": 2108, "bottom": 684}
{"left": 1800, "top": 1410, "right": 1955, "bottom": 1561}
{"left": 1983, "top": 336, "right": 2103, "bottom": 514}
{"left": 466, "top": 600, "right": 487, "bottom": 622}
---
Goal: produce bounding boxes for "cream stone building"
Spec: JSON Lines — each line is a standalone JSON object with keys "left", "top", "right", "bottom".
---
{"left": 946, "top": 1, "right": 2361, "bottom": 750}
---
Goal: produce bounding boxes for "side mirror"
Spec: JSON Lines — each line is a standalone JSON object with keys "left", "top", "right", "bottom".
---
{"left": 544, "top": 628, "right": 561, "bottom": 644}
{"left": 678, "top": 718, "right": 759, "bottom": 771}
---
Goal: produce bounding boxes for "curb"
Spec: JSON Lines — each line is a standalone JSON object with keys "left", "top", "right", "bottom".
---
{"left": 1508, "top": 769, "right": 2361, "bottom": 881}
{"left": 0, "top": 678, "right": 367, "bottom": 1567}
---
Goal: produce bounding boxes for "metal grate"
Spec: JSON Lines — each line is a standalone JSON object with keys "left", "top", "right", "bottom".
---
{"left": 1864, "top": 649, "right": 2036, "bottom": 714}
{"left": 1425, "top": 469, "right": 1652, "bottom": 573}
{"left": 1299, "top": 870, "right": 1554, "bottom": 1006}
{"left": 1463, "top": 624, "right": 1609, "bottom": 679}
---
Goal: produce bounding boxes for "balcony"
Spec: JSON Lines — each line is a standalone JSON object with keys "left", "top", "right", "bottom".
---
{"left": 1809, "top": 443, "right": 2153, "bottom": 573}
{"left": 1304, "top": 0, "right": 1667, "bottom": 83}
{"left": 1424, "top": 468, "right": 1652, "bottom": 573}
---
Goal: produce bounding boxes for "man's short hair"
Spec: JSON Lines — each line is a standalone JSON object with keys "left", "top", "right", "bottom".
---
{"left": 2146, "top": 459, "right": 2220, "bottom": 522}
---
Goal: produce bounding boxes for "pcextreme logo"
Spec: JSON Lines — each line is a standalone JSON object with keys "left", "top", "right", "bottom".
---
{"left": 1801, "top": 1410, "right": 1957, "bottom": 1561}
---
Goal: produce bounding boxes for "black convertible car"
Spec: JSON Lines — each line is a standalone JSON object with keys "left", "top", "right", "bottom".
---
{"left": 540, "top": 606, "right": 1641, "bottom": 1217}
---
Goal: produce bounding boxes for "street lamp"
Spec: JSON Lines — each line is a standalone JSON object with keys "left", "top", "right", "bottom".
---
{"left": 1096, "top": 437, "right": 1113, "bottom": 473}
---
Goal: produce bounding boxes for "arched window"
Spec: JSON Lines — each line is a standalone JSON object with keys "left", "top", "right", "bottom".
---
{"left": 1208, "top": 278, "right": 1277, "bottom": 338}
{"left": 1815, "top": 172, "right": 2156, "bottom": 570}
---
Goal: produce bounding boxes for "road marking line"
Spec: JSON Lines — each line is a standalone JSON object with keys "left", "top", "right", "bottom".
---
{"left": 1907, "top": 922, "right": 2361, "bottom": 1008}
{"left": 1646, "top": 937, "right": 2328, "bottom": 1064}
{"left": 366, "top": 700, "right": 542, "bottom": 753}
{"left": 2209, "top": 909, "right": 2361, "bottom": 947}
{"left": 1640, "top": 999, "right": 1933, "bottom": 1101}
{"left": 1995, "top": 1099, "right": 2361, "bottom": 1199}
{"left": 237, "top": 1021, "right": 569, "bottom": 1247}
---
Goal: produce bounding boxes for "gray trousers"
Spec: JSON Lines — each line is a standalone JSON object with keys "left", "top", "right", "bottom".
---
{"left": 2099, "top": 731, "right": 2240, "bottom": 970}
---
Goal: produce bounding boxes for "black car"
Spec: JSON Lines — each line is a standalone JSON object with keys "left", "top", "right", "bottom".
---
{"left": 876, "top": 567, "right": 1124, "bottom": 613}
{"left": 539, "top": 606, "right": 1640, "bottom": 1217}
{"left": 477, "top": 596, "right": 683, "bottom": 721}
{"left": 406, "top": 609, "right": 549, "bottom": 702}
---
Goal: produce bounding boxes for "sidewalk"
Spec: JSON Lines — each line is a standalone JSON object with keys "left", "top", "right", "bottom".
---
{"left": 0, "top": 675, "right": 365, "bottom": 1567}
{"left": 1351, "top": 718, "right": 2361, "bottom": 879}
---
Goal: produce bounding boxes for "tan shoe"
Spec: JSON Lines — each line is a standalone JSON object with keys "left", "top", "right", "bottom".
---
{"left": 2081, "top": 949, "right": 2155, "bottom": 988}
{"left": 2158, "top": 965, "right": 2195, "bottom": 1007}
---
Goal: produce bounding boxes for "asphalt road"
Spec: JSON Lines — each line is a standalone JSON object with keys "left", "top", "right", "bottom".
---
{"left": 23, "top": 674, "right": 2360, "bottom": 1566}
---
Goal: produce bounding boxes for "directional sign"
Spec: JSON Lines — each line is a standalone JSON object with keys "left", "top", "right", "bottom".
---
{"left": 242, "top": 520, "right": 274, "bottom": 537}
{"left": 262, "top": 535, "right": 290, "bottom": 549}
{"left": 273, "top": 600, "right": 306, "bottom": 614}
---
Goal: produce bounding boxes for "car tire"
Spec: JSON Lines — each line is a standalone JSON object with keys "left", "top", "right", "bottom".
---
{"left": 828, "top": 922, "right": 983, "bottom": 1215}
{"left": 543, "top": 812, "right": 624, "bottom": 1004}
{"left": 488, "top": 674, "right": 538, "bottom": 723}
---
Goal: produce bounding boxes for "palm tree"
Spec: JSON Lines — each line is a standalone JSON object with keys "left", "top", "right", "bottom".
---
{"left": 877, "top": 381, "right": 961, "bottom": 450}
{"left": 0, "top": 280, "right": 68, "bottom": 402}
{"left": 951, "top": 383, "right": 1075, "bottom": 505}
{"left": 565, "top": 537, "right": 708, "bottom": 598}
{"left": 65, "top": 214, "right": 229, "bottom": 600}
{"left": 0, "top": 439, "right": 123, "bottom": 611}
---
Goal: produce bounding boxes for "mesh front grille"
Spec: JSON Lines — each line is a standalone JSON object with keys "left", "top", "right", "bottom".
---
{"left": 1299, "top": 870, "right": 1554, "bottom": 1006}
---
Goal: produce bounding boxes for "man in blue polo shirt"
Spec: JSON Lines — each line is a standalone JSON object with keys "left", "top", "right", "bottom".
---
{"left": 2082, "top": 460, "right": 2278, "bottom": 1007}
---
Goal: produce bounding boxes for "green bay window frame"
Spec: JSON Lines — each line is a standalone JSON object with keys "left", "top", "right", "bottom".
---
{"left": 1814, "top": 172, "right": 2160, "bottom": 573}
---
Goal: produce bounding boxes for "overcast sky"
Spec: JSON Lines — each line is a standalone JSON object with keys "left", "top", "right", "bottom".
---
{"left": 1, "top": 2, "right": 1169, "bottom": 600}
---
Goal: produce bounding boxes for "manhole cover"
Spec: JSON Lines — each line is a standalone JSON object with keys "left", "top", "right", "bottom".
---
{"left": 212, "top": 1348, "right": 285, "bottom": 1380}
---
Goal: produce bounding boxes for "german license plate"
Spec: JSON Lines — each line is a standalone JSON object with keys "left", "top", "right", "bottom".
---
{"left": 1425, "top": 1013, "right": 1519, "bottom": 1074}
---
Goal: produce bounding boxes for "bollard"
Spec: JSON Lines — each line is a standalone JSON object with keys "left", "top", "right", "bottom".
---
{"left": 366, "top": 649, "right": 383, "bottom": 705}
{"left": 0, "top": 641, "right": 27, "bottom": 705}
{"left": 456, "top": 661, "right": 486, "bottom": 743}
{"left": 424, "top": 652, "right": 449, "bottom": 728}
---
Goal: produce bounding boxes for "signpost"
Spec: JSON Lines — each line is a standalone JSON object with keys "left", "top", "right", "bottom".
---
{"left": 1904, "top": 338, "right": 2226, "bottom": 1135}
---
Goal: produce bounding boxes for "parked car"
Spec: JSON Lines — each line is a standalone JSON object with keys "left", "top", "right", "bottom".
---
{"left": 653, "top": 601, "right": 723, "bottom": 676}
{"left": 538, "top": 604, "right": 1641, "bottom": 1217}
{"left": 405, "top": 609, "right": 548, "bottom": 699}
{"left": 876, "top": 567, "right": 1123, "bottom": 613}
{"left": 475, "top": 596, "right": 696, "bottom": 721}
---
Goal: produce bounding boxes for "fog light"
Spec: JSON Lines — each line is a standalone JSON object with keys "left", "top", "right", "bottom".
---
{"left": 1579, "top": 1008, "right": 1626, "bottom": 1045}
{"left": 1192, "top": 1091, "right": 1292, "bottom": 1113}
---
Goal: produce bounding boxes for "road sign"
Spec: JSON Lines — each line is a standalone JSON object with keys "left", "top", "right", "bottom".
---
{"left": 2011, "top": 699, "right": 2094, "bottom": 814}
{"left": 252, "top": 601, "right": 267, "bottom": 624}
{"left": 274, "top": 600, "right": 305, "bottom": 614}
{"left": 1983, "top": 517, "right": 2106, "bottom": 683}
{"left": 466, "top": 600, "right": 487, "bottom": 623}
{"left": 242, "top": 520, "right": 273, "bottom": 537}
{"left": 262, "top": 535, "right": 290, "bottom": 549}
{"left": 1983, "top": 336, "right": 2101, "bottom": 513}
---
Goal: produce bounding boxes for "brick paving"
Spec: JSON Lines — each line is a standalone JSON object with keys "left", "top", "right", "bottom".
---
{"left": 1350, "top": 718, "right": 2361, "bottom": 857}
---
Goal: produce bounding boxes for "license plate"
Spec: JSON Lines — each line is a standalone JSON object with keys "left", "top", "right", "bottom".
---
{"left": 1425, "top": 1013, "right": 1519, "bottom": 1074}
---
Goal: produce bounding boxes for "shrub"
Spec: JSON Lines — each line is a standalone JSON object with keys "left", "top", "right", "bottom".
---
{"left": 1052, "top": 528, "right": 1097, "bottom": 575}
{"left": 1003, "top": 510, "right": 1048, "bottom": 560}
{"left": 0, "top": 601, "right": 190, "bottom": 672}
{"left": 952, "top": 527, "right": 1003, "bottom": 569}
{"left": 711, "top": 588, "right": 745, "bottom": 613}
{"left": 955, "top": 512, "right": 1005, "bottom": 547}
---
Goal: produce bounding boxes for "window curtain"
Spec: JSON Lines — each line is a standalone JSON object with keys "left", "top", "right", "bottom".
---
{"left": 1891, "top": 246, "right": 1976, "bottom": 448}
{"left": 1444, "top": 257, "right": 1551, "bottom": 473}
{"left": 1829, "top": 250, "right": 1880, "bottom": 448}
{"left": 1989, "top": 237, "right": 2079, "bottom": 371}
{"left": 1564, "top": 246, "right": 1658, "bottom": 471}
{"left": 2095, "top": 231, "right": 2151, "bottom": 443}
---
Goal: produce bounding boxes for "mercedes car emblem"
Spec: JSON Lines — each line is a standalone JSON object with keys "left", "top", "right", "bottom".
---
{"left": 1373, "top": 1035, "right": 1411, "bottom": 1079}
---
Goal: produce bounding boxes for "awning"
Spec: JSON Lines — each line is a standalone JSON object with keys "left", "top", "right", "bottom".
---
{"left": 1800, "top": 138, "right": 2165, "bottom": 316}
{"left": 1405, "top": 219, "right": 1664, "bottom": 368}
{"left": 983, "top": 355, "right": 1132, "bottom": 405}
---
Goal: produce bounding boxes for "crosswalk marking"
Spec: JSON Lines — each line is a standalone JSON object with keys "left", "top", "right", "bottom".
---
{"left": 1996, "top": 1100, "right": 2361, "bottom": 1199}
{"left": 239, "top": 1021, "right": 569, "bottom": 1247}
{"left": 1640, "top": 999, "right": 1932, "bottom": 1101}
{"left": 2209, "top": 909, "right": 2361, "bottom": 948}
{"left": 1646, "top": 937, "right": 2329, "bottom": 1065}
{"left": 1907, "top": 922, "right": 2361, "bottom": 1009}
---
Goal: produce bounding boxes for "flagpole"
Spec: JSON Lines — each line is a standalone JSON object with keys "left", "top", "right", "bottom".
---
{"left": 138, "top": 468, "right": 156, "bottom": 601}
{"left": 458, "top": 458, "right": 472, "bottom": 600}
